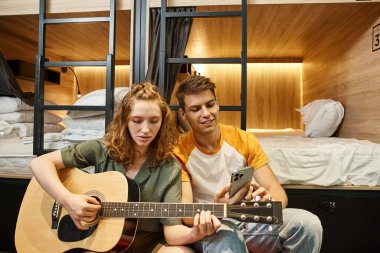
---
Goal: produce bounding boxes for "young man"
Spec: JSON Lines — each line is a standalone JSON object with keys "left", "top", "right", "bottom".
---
{"left": 174, "top": 75, "right": 323, "bottom": 253}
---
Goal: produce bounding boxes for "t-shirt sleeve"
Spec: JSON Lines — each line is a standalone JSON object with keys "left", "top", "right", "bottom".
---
{"left": 181, "top": 168, "right": 191, "bottom": 182}
{"left": 247, "top": 133, "right": 269, "bottom": 170}
{"left": 61, "top": 139, "right": 103, "bottom": 169}
{"left": 160, "top": 161, "right": 183, "bottom": 226}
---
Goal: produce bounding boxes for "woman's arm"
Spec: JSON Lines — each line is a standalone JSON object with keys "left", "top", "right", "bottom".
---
{"left": 168, "top": 181, "right": 222, "bottom": 245}
{"left": 29, "top": 150, "right": 101, "bottom": 229}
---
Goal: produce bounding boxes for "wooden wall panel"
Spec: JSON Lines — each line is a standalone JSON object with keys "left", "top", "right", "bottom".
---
{"left": 247, "top": 63, "right": 301, "bottom": 129}
{"left": 17, "top": 73, "right": 76, "bottom": 118}
{"left": 17, "top": 66, "right": 130, "bottom": 117}
{"left": 185, "top": 63, "right": 301, "bottom": 129}
{"left": 303, "top": 6, "right": 380, "bottom": 142}
{"left": 75, "top": 66, "right": 131, "bottom": 95}
{"left": 0, "top": 10, "right": 131, "bottom": 64}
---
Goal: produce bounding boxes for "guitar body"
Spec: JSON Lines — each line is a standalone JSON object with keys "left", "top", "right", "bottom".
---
{"left": 15, "top": 168, "right": 128, "bottom": 253}
{"left": 15, "top": 168, "right": 283, "bottom": 252}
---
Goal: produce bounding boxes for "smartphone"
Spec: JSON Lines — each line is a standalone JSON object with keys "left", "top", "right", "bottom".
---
{"left": 229, "top": 166, "right": 254, "bottom": 197}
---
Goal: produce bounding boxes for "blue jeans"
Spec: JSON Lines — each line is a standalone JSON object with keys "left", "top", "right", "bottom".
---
{"left": 193, "top": 208, "right": 323, "bottom": 253}
{"left": 193, "top": 219, "right": 248, "bottom": 253}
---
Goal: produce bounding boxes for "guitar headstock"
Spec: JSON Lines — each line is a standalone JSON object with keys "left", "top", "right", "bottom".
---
{"left": 227, "top": 201, "right": 283, "bottom": 225}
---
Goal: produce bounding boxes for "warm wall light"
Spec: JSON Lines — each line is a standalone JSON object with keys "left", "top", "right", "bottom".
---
{"left": 62, "top": 67, "right": 81, "bottom": 97}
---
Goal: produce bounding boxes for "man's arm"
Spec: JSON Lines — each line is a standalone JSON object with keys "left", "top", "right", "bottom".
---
{"left": 253, "top": 164, "right": 288, "bottom": 208}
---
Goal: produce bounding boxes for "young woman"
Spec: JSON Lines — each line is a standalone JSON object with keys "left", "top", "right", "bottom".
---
{"left": 29, "top": 82, "right": 221, "bottom": 253}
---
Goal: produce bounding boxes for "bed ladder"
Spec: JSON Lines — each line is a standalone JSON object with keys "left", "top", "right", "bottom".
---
{"left": 158, "top": 0, "right": 248, "bottom": 129}
{"left": 33, "top": 0, "right": 116, "bottom": 155}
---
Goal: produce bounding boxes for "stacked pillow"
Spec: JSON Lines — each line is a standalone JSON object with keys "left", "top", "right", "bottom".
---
{"left": 297, "top": 99, "right": 344, "bottom": 137}
{"left": 63, "top": 87, "right": 130, "bottom": 131}
{"left": 0, "top": 96, "right": 64, "bottom": 137}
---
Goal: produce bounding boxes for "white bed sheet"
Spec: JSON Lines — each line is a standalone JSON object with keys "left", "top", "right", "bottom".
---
{"left": 0, "top": 128, "right": 104, "bottom": 178}
{"left": 0, "top": 133, "right": 74, "bottom": 178}
{"left": 256, "top": 135, "right": 380, "bottom": 187}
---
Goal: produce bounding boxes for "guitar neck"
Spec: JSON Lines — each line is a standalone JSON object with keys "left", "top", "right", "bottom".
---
{"left": 100, "top": 202, "right": 226, "bottom": 219}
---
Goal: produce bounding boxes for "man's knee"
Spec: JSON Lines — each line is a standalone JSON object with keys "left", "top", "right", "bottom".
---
{"left": 193, "top": 220, "right": 248, "bottom": 253}
{"left": 283, "top": 208, "right": 323, "bottom": 243}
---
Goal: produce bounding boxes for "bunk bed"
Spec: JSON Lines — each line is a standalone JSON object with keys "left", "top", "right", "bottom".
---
{"left": 1, "top": 1, "right": 380, "bottom": 252}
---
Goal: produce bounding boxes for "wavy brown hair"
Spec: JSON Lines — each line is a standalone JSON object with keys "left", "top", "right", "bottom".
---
{"left": 105, "top": 82, "right": 178, "bottom": 167}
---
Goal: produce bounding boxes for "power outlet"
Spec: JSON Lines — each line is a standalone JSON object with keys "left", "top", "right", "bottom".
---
{"left": 373, "top": 23, "right": 380, "bottom": 52}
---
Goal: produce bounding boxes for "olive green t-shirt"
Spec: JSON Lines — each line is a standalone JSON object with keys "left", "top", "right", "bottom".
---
{"left": 60, "top": 139, "right": 183, "bottom": 232}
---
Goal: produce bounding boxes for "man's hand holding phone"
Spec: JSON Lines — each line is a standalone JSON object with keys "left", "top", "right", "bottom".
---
{"left": 214, "top": 166, "right": 253, "bottom": 204}
{"left": 214, "top": 166, "right": 273, "bottom": 204}
{"left": 245, "top": 182, "right": 273, "bottom": 201}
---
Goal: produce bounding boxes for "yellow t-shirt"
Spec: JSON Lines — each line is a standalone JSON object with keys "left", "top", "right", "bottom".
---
{"left": 174, "top": 124, "right": 269, "bottom": 203}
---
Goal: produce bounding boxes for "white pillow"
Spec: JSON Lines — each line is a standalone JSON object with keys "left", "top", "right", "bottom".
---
{"left": 63, "top": 115, "right": 105, "bottom": 131}
{"left": 12, "top": 123, "right": 65, "bottom": 137}
{"left": 0, "top": 97, "right": 33, "bottom": 113}
{"left": 0, "top": 111, "right": 62, "bottom": 124}
{"left": 297, "top": 99, "right": 344, "bottom": 137}
{"left": 67, "top": 87, "right": 130, "bottom": 119}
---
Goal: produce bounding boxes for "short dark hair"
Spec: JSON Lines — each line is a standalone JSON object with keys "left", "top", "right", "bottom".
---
{"left": 175, "top": 75, "right": 216, "bottom": 109}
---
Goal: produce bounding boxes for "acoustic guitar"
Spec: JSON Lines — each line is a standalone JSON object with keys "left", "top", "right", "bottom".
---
{"left": 15, "top": 168, "right": 283, "bottom": 253}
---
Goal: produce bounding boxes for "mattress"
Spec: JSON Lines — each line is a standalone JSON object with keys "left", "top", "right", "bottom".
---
{"left": 256, "top": 134, "right": 380, "bottom": 187}
{"left": 247, "top": 128, "right": 305, "bottom": 137}
{"left": 0, "top": 129, "right": 101, "bottom": 178}
{"left": 0, "top": 133, "right": 71, "bottom": 178}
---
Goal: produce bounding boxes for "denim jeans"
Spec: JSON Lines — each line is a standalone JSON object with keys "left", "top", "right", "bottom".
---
{"left": 193, "top": 208, "right": 323, "bottom": 253}
{"left": 193, "top": 219, "right": 248, "bottom": 253}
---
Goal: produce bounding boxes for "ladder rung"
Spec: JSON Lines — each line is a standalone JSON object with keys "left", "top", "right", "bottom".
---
{"left": 37, "top": 105, "right": 108, "bottom": 111}
{"left": 219, "top": 106, "right": 242, "bottom": 111}
{"left": 37, "top": 149, "right": 55, "bottom": 155}
{"left": 44, "top": 61, "right": 107, "bottom": 67}
{"left": 167, "top": 58, "right": 241, "bottom": 64}
{"left": 44, "top": 17, "right": 110, "bottom": 24}
{"left": 170, "top": 105, "right": 241, "bottom": 111}
{"left": 166, "top": 11, "right": 241, "bottom": 18}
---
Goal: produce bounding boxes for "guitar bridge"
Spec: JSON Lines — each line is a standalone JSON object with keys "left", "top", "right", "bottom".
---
{"left": 51, "top": 200, "right": 62, "bottom": 229}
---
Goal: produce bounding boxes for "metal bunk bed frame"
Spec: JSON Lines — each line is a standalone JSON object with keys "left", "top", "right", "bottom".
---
{"left": 33, "top": 0, "right": 116, "bottom": 155}
{"left": 158, "top": 0, "right": 248, "bottom": 129}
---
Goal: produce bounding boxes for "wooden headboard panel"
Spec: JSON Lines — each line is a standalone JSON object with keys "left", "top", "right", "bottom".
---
{"left": 302, "top": 5, "right": 380, "bottom": 143}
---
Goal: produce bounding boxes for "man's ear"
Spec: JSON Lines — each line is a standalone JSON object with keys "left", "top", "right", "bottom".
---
{"left": 178, "top": 108, "right": 186, "bottom": 117}
{"left": 177, "top": 109, "right": 191, "bottom": 132}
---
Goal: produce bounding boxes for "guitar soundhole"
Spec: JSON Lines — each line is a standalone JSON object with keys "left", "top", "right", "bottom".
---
{"left": 57, "top": 215, "right": 97, "bottom": 242}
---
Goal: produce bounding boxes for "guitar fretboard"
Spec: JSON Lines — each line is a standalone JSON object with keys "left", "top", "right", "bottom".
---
{"left": 100, "top": 202, "right": 226, "bottom": 218}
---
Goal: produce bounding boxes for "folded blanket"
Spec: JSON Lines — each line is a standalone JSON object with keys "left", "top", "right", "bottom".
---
{"left": 0, "top": 119, "right": 13, "bottom": 136}
{"left": 0, "top": 110, "right": 62, "bottom": 124}
{"left": 21, "top": 132, "right": 63, "bottom": 144}
{"left": 12, "top": 123, "right": 65, "bottom": 137}
{"left": 61, "top": 128, "right": 104, "bottom": 142}
{"left": 63, "top": 115, "right": 105, "bottom": 131}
